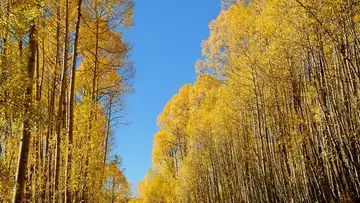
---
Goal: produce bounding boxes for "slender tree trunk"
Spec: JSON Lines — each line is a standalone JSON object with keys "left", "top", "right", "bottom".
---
{"left": 65, "top": 0, "right": 82, "bottom": 202}
{"left": 42, "top": 5, "right": 61, "bottom": 201}
{"left": 54, "top": 0, "right": 69, "bottom": 201}
{"left": 81, "top": 5, "right": 99, "bottom": 200}
{"left": 12, "top": 24, "right": 37, "bottom": 203}
{"left": 103, "top": 97, "right": 113, "bottom": 173}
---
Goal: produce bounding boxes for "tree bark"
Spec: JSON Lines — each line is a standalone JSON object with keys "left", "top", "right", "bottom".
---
{"left": 65, "top": 0, "right": 82, "bottom": 202}
{"left": 54, "top": 0, "right": 69, "bottom": 201}
{"left": 12, "top": 24, "right": 37, "bottom": 203}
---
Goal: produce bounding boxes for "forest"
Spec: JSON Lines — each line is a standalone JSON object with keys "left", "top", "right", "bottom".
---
{"left": 1, "top": 0, "right": 360, "bottom": 202}
{"left": 0, "top": 0, "right": 134, "bottom": 202}
{"left": 135, "top": 0, "right": 360, "bottom": 202}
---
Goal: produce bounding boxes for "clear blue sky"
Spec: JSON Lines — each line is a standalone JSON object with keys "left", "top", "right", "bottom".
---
{"left": 114, "top": 0, "right": 221, "bottom": 195}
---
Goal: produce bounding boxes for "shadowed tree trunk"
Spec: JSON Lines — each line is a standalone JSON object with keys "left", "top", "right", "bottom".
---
{"left": 54, "top": 0, "right": 69, "bottom": 201}
{"left": 12, "top": 24, "right": 37, "bottom": 203}
{"left": 65, "top": 0, "right": 82, "bottom": 201}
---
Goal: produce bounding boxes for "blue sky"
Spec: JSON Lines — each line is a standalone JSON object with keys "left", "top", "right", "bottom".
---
{"left": 114, "top": 0, "right": 221, "bottom": 195}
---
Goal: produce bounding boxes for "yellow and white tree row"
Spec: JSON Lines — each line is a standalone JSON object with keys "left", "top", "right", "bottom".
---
{"left": 0, "top": 0, "right": 134, "bottom": 202}
{"left": 136, "top": 0, "right": 360, "bottom": 202}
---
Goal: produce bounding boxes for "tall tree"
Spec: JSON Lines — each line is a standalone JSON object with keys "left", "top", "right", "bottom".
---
{"left": 12, "top": 23, "right": 37, "bottom": 203}
{"left": 65, "top": 0, "right": 83, "bottom": 202}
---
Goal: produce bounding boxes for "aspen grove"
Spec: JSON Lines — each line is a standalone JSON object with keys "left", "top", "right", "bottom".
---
{"left": 0, "top": 0, "right": 134, "bottom": 202}
{"left": 136, "top": 0, "right": 360, "bottom": 202}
